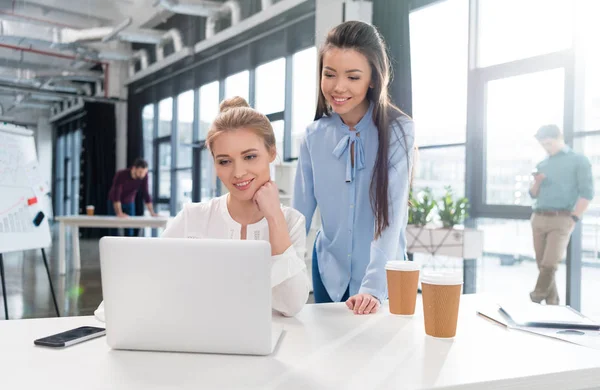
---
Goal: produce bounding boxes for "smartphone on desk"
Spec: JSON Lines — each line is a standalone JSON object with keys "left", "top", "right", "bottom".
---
{"left": 34, "top": 326, "right": 106, "bottom": 348}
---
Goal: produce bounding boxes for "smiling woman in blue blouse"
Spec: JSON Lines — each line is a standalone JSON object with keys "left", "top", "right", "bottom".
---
{"left": 294, "top": 21, "right": 415, "bottom": 315}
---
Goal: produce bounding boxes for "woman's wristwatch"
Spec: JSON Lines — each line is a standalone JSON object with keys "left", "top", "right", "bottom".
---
{"left": 571, "top": 214, "right": 580, "bottom": 223}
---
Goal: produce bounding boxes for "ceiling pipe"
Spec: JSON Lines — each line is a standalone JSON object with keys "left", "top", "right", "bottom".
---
{"left": 157, "top": 0, "right": 223, "bottom": 17}
{"left": 33, "top": 70, "right": 104, "bottom": 83}
{"left": 205, "top": 0, "right": 241, "bottom": 39}
{"left": 102, "top": 18, "right": 133, "bottom": 43}
{"left": 0, "top": 83, "right": 125, "bottom": 103}
{"left": 129, "top": 49, "right": 149, "bottom": 77}
{"left": 0, "top": 43, "right": 110, "bottom": 98}
{"left": 156, "top": 28, "right": 184, "bottom": 61}
{"left": 261, "top": 0, "right": 273, "bottom": 9}
{"left": 0, "top": 20, "right": 138, "bottom": 60}
{"left": 0, "top": 10, "right": 83, "bottom": 29}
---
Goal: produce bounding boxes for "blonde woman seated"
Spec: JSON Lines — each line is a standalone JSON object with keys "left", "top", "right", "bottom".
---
{"left": 96, "top": 97, "right": 309, "bottom": 319}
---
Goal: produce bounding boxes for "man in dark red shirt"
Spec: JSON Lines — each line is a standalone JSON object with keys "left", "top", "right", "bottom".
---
{"left": 107, "top": 158, "right": 157, "bottom": 235}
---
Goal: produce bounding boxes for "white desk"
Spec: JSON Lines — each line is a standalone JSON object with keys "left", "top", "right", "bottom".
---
{"left": 54, "top": 216, "right": 170, "bottom": 275}
{"left": 2, "top": 295, "right": 600, "bottom": 389}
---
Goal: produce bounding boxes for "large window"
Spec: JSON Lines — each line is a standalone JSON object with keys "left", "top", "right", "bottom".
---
{"left": 578, "top": 0, "right": 600, "bottom": 132}
{"left": 53, "top": 127, "right": 81, "bottom": 216}
{"left": 135, "top": 14, "right": 315, "bottom": 227}
{"left": 406, "top": 0, "right": 600, "bottom": 312}
{"left": 256, "top": 58, "right": 287, "bottom": 161}
{"left": 576, "top": 134, "right": 600, "bottom": 319}
{"left": 198, "top": 81, "right": 220, "bottom": 200}
{"left": 177, "top": 90, "right": 194, "bottom": 168}
{"left": 176, "top": 169, "right": 192, "bottom": 212}
{"left": 198, "top": 81, "right": 220, "bottom": 140}
{"left": 477, "top": 0, "right": 573, "bottom": 68}
{"left": 271, "top": 120, "right": 284, "bottom": 161}
{"left": 410, "top": 0, "right": 468, "bottom": 200}
{"left": 477, "top": 218, "right": 563, "bottom": 302}
{"left": 158, "top": 143, "right": 171, "bottom": 199}
{"left": 291, "top": 47, "right": 317, "bottom": 158}
{"left": 225, "top": 70, "right": 249, "bottom": 102}
{"left": 485, "top": 69, "right": 564, "bottom": 206}
{"left": 158, "top": 98, "right": 173, "bottom": 137}
{"left": 413, "top": 146, "right": 465, "bottom": 199}
{"left": 142, "top": 104, "right": 155, "bottom": 171}
{"left": 410, "top": 0, "right": 468, "bottom": 147}
{"left": 175, "top": 90, "right": 194, "bottom": 212}
{"left": 255, "top": 58, "right": 285, "bottom": 114}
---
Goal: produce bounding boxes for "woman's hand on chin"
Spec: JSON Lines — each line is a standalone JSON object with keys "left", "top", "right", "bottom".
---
{"left": 253, "top": 181, "right": 282, "bottom": 220}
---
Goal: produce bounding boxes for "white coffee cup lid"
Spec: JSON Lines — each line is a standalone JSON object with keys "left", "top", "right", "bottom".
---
{"left": 385, "top": 260, "right": 420, "bottom": 271}
{"left": 421, "top": 271, "right": 463, "bottom": 285}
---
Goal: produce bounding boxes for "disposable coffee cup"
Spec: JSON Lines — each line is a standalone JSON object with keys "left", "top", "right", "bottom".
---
{"left": 385, "top": 261, "right": 420, "bottom": 316}
{"left": 421, "top": 271, "right": 463, "bottom": 338}
{"left": 86, "top": 205, "right": 95, "bottom": 216}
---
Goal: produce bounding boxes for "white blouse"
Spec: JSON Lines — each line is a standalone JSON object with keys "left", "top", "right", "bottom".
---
{"left": 96, "top": 194, "right": 310, "bottom": 320}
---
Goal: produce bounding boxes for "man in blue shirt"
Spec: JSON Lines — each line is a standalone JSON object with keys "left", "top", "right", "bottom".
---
{"left": 529, "top": 125, "right": 594, "bottom": 305}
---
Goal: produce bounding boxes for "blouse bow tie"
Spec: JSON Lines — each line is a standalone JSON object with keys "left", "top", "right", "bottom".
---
{"left": 332, "top": 132, "right": 365, "bottom": 183}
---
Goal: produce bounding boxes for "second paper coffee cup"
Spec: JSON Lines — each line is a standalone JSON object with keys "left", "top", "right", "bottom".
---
{"left": 421, "top": 271, "right": 463, "bottom": 338}
{"left": 385, "top": 260, "right": 420, "bottom": 315}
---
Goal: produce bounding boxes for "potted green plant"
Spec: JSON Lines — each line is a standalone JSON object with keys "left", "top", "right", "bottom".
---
{"left": 406, "top": 186, "right": 482, "bottom": 260}
{"left": 408, "top": 187, "right": 436, "bottom": 227}
{"left": 438, "top": 186, "right": 470, "bottom": 228}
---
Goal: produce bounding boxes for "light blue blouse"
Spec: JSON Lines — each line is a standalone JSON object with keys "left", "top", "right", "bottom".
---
{"left": 293, "top": 103, "right": 415, "bottom": 302}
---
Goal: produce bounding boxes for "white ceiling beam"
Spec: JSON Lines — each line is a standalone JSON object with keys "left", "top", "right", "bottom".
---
{"left": 0, "top": 2, "right": 108, "bottom": 28}
{"left": 61, "top": 26, "right": 166, "bottom": 45}
{"left": 19, "top": 0, "right": 173, "bottom": 30}
{"left": 0, "top": 49, "right": 94, "bottom": 72}
{"left": 137, "top": 8, "right": 175, "bottom": 29}
{"left": 11, "top": 0, "right": 120, "bottom": 25}
{"left": 156, "top": 0, "right": 222, "bottom": 17}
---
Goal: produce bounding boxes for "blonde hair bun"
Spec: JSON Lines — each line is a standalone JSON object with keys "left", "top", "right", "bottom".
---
{"left": 219, "top": 96, "right": 250, "bottom": 113}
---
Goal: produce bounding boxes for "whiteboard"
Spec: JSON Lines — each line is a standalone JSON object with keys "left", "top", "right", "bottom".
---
{"left": 0, "top": 123, "right": 52, "bottom": 253}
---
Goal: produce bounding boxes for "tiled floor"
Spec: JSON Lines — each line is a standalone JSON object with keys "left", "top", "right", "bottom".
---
{"left": 0, "top": 237, "right": 103, "bottom": 320}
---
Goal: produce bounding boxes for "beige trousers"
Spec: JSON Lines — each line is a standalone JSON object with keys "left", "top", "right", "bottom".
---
{"left": 530, "top": 214, "right": 575, "bottom": 305}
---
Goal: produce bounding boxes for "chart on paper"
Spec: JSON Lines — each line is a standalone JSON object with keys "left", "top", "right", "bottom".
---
{"left": 0, "top": 124, "right": 51, "bottom": 253}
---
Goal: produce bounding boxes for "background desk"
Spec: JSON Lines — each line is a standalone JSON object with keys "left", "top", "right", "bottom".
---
{"left": 2, "top": 295, "right": 600, "bottom": 389}
{"left": 54, "top": 216, "right": 170, "bottom": 274}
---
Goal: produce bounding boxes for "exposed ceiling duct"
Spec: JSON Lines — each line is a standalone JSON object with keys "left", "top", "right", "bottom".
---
{"left": 0, "top": 19, "right": 167, "bottom": 63}
{"left": 261, "top": 0, "right": 274, "bottom": 9}
{"left": 194, "top": 0, "right": 306, "bottom": 54}
{"left": 156, "top": 29, "right": 184, "bottom": 61}
{"left": 0, "top": 20, "right": 132, "bottom": 62}
{"left": 156, "top": 0, "right": 223, "bottom": 17}
{"left": 0, "top": 43, "right": 110, "bottom": 98}
{"left": 33, "top": 70, "right": 105, "bottom": 83}
{"left": 60, "top": 24, "right": 168, "bottom": 45}
{"left": 0, "top": 7, "right": 106, "bottom": 29}
{"left": 206, "top": 1, "right": 242, "bottom": 39}
{"left": 0, "top": 82, "right": 125, "bottom": 103}
{"left": 29, "top": 94, "right": 65, "bottom": 102}
{"left": 129, "top": 49, "right": 150, "bottom": 78}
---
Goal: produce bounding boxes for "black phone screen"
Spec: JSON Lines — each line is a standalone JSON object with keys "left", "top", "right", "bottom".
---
{"left": 34, "top": 326, "right": 105, "bottom": 347}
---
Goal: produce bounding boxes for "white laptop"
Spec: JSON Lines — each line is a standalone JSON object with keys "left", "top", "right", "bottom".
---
{"left": 99, "top": 236, "right": 283, "bottom": 356}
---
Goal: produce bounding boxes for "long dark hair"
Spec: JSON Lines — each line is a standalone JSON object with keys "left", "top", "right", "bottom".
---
{"left": 314, "top": 21, "right": 411, "bottom": 239}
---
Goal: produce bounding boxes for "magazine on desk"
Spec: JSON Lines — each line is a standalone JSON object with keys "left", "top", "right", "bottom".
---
{"left": 477, "top": 301, "right": 600, "bottom": 351}
{"left": 499, "top": 301, "right": 600, "bottom": 331}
